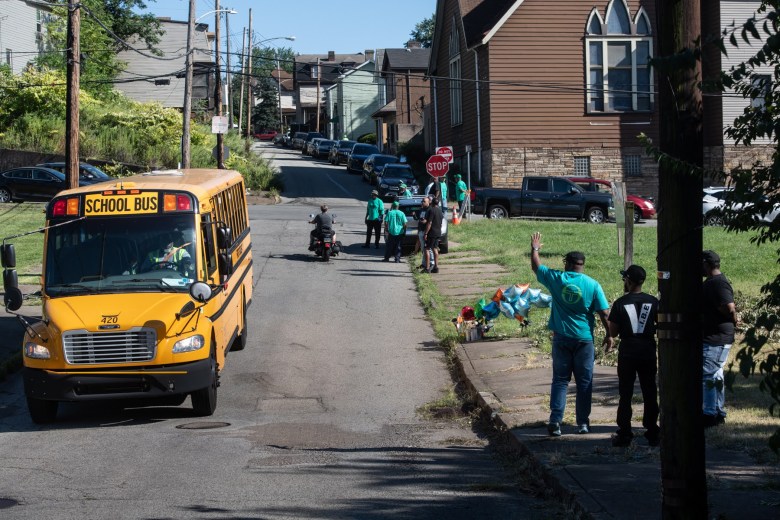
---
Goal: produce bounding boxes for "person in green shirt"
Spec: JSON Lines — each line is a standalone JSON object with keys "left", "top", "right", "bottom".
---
{"left": 382, "top": 201, "right": 407, "bottom": 263}
{"left": 439, "top": 176, "right": 449, "bottom": 215}
{"left": 398, "top": 183, "right": 412, "bottom": 198}
{"left": 363, "top": 190, "right": 384, "bottom": 249}
{"left": 454, "top": 174, "right": 468, "bottom": 215}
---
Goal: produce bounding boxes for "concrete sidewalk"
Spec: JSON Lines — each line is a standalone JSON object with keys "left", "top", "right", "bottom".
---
{"left": 428, "top": 255, "right": 780, "bottom": 518}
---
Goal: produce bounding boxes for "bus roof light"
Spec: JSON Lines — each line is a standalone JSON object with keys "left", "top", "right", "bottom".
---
{"left": 66, "top": 198, "right": 79, "bottom": 215}
{"left": 52, "top": 199, "right": 66, "bottom": 216}
{"left": 163, "top": 194, "right": 177, "bottom": 212}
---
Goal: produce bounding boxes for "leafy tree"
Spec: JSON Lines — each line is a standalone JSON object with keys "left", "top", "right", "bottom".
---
{"left": 409, "top": 14, "right": 435, "bottom": 48}
{"left": 250, "top": 76, "right": 279, "bottom": 133}
{"left": 712, "top": 2, "right": 780, "bottom": 453}
{"left": 35, "top": 1, "right": 162, "bottom": 95}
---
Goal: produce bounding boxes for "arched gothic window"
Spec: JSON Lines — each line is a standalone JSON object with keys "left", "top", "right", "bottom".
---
{"left": 585, "top": 2, "right": 653, "bottom": 112}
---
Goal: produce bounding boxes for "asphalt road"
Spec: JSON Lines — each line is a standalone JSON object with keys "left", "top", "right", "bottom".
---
{"left": 0, "top": 143, "right": 554, "bottom": 519}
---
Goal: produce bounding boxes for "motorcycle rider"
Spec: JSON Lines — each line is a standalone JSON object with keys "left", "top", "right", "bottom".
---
{"left": 309, "top": 204, "right": 335, "bottom": 249}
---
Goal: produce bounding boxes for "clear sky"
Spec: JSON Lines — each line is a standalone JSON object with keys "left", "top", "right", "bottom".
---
{"left": 145, "top": 0, "right": 436, "bottom": 55}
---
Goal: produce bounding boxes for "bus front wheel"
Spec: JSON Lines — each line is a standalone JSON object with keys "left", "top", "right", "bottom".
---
{"left": 27, "top": 396, "right": 58, "bottom": 424}
{"left": 191, "top": 345, "right": 217, "bottom": 416}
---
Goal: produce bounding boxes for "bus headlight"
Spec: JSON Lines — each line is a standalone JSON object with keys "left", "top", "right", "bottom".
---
{"left": 24, "top": 342, "right": 50, "bottom": 359}
{"left": 172, "top": 335, "right": 205, "bottom": 353}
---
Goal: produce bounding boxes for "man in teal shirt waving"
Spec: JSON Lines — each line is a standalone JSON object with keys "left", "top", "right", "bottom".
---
{"left": 383, "top": 201, "right": 407, "bottom": 263}
{"left": 531, "top": 231, "right": 613, "bottom": 437}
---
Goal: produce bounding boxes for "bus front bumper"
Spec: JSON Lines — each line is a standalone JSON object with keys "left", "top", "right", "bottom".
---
{"left": 23, "top": 359, "right": 213, "bottom": 402}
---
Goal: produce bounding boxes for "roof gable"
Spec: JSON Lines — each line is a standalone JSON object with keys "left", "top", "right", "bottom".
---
{"left": 462, "top": 0, "right": 524, "bottom": 48}
{"left": 383, "top": 48, "right": 431, "bottom": 70}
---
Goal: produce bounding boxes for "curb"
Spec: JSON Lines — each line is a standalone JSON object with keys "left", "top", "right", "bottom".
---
{"left": 453, "top": 343, "right": 593, "bottom": 519}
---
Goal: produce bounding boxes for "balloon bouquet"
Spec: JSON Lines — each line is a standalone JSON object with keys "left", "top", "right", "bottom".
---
{"left": 454, "top": 283, "right": 552, "bottom": 340}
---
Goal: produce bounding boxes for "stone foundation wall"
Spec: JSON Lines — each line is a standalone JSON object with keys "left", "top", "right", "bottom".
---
{"left": 489, "top": 146, "right": 660, "bottom": 198}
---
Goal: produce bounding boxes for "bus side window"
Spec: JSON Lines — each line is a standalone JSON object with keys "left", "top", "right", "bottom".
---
{"left": 201, "top": 216, "right": 218, "bottom": 278}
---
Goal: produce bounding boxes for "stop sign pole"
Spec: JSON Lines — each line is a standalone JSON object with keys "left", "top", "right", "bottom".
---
{"left": 426, "top": 155, "right": 450, "bottom": 178}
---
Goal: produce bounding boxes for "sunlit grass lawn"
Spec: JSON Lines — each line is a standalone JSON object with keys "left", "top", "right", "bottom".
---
{"left": 0, "top": 203, "right": 47, "bottom": 284}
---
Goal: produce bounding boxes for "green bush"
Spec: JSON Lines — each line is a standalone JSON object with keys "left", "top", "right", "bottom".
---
{"left": 357, "top": 133, "right": 377, "bottom": 144}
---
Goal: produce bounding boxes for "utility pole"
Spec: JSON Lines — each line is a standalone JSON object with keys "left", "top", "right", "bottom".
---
{"left": 315, "top": 57, "right": 321, "bottom": 133}
{"left": 225, "top": 8, "right": 232, "bottom": 132}
{"left": 214, "top": 0, "right": 224, "bottom": 168}
{"left": 65, "top": 2, "right": 80, "bottom": 189}
{"left": 246, "top": 8, "right": 253, "bottom": 138}
{"left": 656, "top": 1, "right": 706, "bottom": 518}
{"left": 277, "top": 58, "right": 283, "bottom": 132}
{"left": 238, "top": 26, "right": 246, "bottom": 135}
{"left": 181, "top": 0, "right": 195, "bottom": 169}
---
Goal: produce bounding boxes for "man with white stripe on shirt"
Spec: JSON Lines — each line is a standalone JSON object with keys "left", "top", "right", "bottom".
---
{"left": 606, "top": 265, "right": 660, "bottom": 447}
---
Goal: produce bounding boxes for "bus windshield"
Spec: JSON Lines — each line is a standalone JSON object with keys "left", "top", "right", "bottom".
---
{"left": 45, "top": 214, "right": 198, "bottom": 296}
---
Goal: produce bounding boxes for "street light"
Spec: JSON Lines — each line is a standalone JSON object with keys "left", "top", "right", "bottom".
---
{"left": 181, "top": 4, "right": 237, "bottom": 169}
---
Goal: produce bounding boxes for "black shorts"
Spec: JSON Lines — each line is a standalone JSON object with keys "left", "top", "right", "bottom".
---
{"left": 426, "top": 235, "right": 441, "bottom": 249}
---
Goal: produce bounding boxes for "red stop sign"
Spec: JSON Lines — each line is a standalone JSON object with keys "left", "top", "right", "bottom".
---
{"left": 426, "top": 155, "right": 450, "bottom": 178}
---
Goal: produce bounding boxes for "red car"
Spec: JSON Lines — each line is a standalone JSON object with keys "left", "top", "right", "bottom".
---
{"left": 567, "top": 177, "right": 656, "bottom": 222}
{"left": 254, "top": 130, "right": 278, "bottom": 141}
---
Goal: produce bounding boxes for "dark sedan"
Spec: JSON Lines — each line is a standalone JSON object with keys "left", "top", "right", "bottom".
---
{"left": 362, "top": 154, "right": 399, "bottom": 184}
{"left": 0, "top": 166, "right": 69, "bottom": 202}
{"left": 346, "top": 143, "right": 380, "bottom": 174}
{"left": 377, "top": 163, "right": 419, "bottom": 202}
{"left": 329, "top": 140, "right": 357, "bottom": 165}
{"left": 37, "top": 162, "right": 112, "bottom": 184}
{"left": 313, "top": 139, "right": 336, "bottom": 159}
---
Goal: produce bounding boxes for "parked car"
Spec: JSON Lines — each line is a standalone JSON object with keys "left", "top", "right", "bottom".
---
{"left": 346, "top": 143, "right": 380, "bottom": 174}
{"left": 313, "top": 139, "right": 336, "bottom": 159}
{"left": 397, "top": 196, "right": 448, "bottom": 254}
{"left": 0, "top": 166, "right": 70, "bottom": 202}
{"left": 301, "top": 132, "right": 324, "bottom": 156}
{"left": 273, "top": 132, "right": 287, "bottom": 145}
{"left": 471, "top": 176, "right": 613, "bottom": 223}
{"left": 305, "top": 137, "right": 326, "bottom": 157}
{"left": 702, "top": 186, "right": 780, "bottom": 226}
{"left": 362, "top": 154, "right": 399, "bottom": 184}
{"left": 330, "top": 140, "right": 357, "bottom": 165}
{"left": 566, "top": 177, "right": 655, "bottom": 223}
{"left": 377, "top": 163, "right": 419, "bottom": 201}
{"left": 291, "top": 132, "right": 308, "bottom": 150}
{"left": 37, "top": 162, "right": 112, "bottom": 184}
{"left": 254, "top": 130, "right": 278, "bottom": 141}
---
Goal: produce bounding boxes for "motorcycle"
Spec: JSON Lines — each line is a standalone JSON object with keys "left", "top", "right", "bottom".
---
{"left": 308, "top": 214, "right": 342, "bottom": 262}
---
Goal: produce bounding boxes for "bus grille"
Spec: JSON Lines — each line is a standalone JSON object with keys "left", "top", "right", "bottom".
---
{"left": 63, "top": 328, "right": 157, "bottom": 365}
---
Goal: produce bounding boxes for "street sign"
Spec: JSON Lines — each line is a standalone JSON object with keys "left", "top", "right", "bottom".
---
{"left": 435, "top": 146, "right": 454, "bottom": 163}
{"left": 211, "top": 116, "right": 228, "bottom": 134}
{"left": 426, "top": 155, "right": 450, "bottom": 178}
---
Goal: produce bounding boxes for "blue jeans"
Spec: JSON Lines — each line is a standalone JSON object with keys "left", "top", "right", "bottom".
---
{"left": 703, "top": 343, "right": 731, "bottom": 417}
{"left": 549, "top": 333, "right": 594, "bottom": 425}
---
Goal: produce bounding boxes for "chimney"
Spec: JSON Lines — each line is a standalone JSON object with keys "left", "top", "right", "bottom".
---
{"left": 328, "top": 50, "right": 335, "bottom": 61}
{"left": 364, "top": 49, "right": 374, "bottom": 62}
{"left": 406, "top": 40, "right": 422, "bottom": 49}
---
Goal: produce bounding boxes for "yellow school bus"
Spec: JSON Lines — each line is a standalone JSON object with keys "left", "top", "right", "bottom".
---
{"left": 19, "top": 169, "right": 253, "bottom": 423}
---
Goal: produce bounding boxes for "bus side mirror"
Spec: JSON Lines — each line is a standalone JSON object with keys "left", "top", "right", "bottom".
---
{"left": 217, "top": 226, "right": 232, "bottom": 249}
{"left": 189, "top": 282, "right": 212, "bottom": 303}
{"left": 3, "top": 268, "right": 22, "bottom": 311}
{"left": 1, "top": 244, "right": 16, "bottom": 268}
{"left": 218, "top": 253, "right": 233, "bottom": 276}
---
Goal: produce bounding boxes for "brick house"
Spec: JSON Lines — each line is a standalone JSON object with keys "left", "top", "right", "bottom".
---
{"left": 373, "top": 44, "right": 431, "bottom": 154}
{"left": 428, "top": 0, "right": 660, "bottom": 197}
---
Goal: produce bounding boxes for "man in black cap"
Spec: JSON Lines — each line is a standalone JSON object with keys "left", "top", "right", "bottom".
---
{"left": 531, "top": 232, "right": 612, "bottom": 436}
{"left": 607, "top": 264, "right": 660, "bottom": 447}
{"left": 702, "top": 250, "right": 737, "bottom": 427}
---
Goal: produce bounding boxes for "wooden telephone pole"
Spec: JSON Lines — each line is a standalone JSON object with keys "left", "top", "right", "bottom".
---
{"left": 246, "top": 8, "right": 253, "bottom": 138}
{"left": 65, "top": 3, "right": 80, "bottom": 189}
{"left": 181, "top": 0, "right": 195, "bottom": 169}
{"left": 214, "top": 0, "right": 224, "bottom": 168}
{"left": 656, "top": 0, "right": 707, "bottom": 518}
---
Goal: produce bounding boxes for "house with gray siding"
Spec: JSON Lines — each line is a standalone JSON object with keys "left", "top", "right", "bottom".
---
{"left": 332, "top": 59, "right": 382, "bottom": 141}
{"left": 115, "top": 18, "right": 214, "bottom": 110}
{"left": 0, "top": 0, "right": 52, "bottom": 75}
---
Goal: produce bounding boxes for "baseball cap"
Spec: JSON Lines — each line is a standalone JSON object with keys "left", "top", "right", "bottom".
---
{"left": 371, "top": 190, "right": 378, "bottom": 196}
{"left": 620, "top": 264, "right": 646, "bottom": 284}
{"left": 391, "top": 201, "right": 399, "bottom": 208}
{"left": 564, "top": 251, "right": 586, "bottom": 265}
{"left": 399, "top": 183, "right": 407, "bottom": 188}
{"left": 454, "top": 174, "right": 461, "bottom": 179}
{"left": 703, "top": 250, "right": 720, "bottom": 265}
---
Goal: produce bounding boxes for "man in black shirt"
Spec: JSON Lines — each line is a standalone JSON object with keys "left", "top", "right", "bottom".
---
{"left": 607, "top": 264, "right": 660, "bottom": 447}
{"left": 702, "top": 250, "right": 737, "bottom": 427}
{"left": 424, "top": 198, "right": 444, "bottom": 273}
{"left": 309, "top": 204, "right": 334, "bottom": 249}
